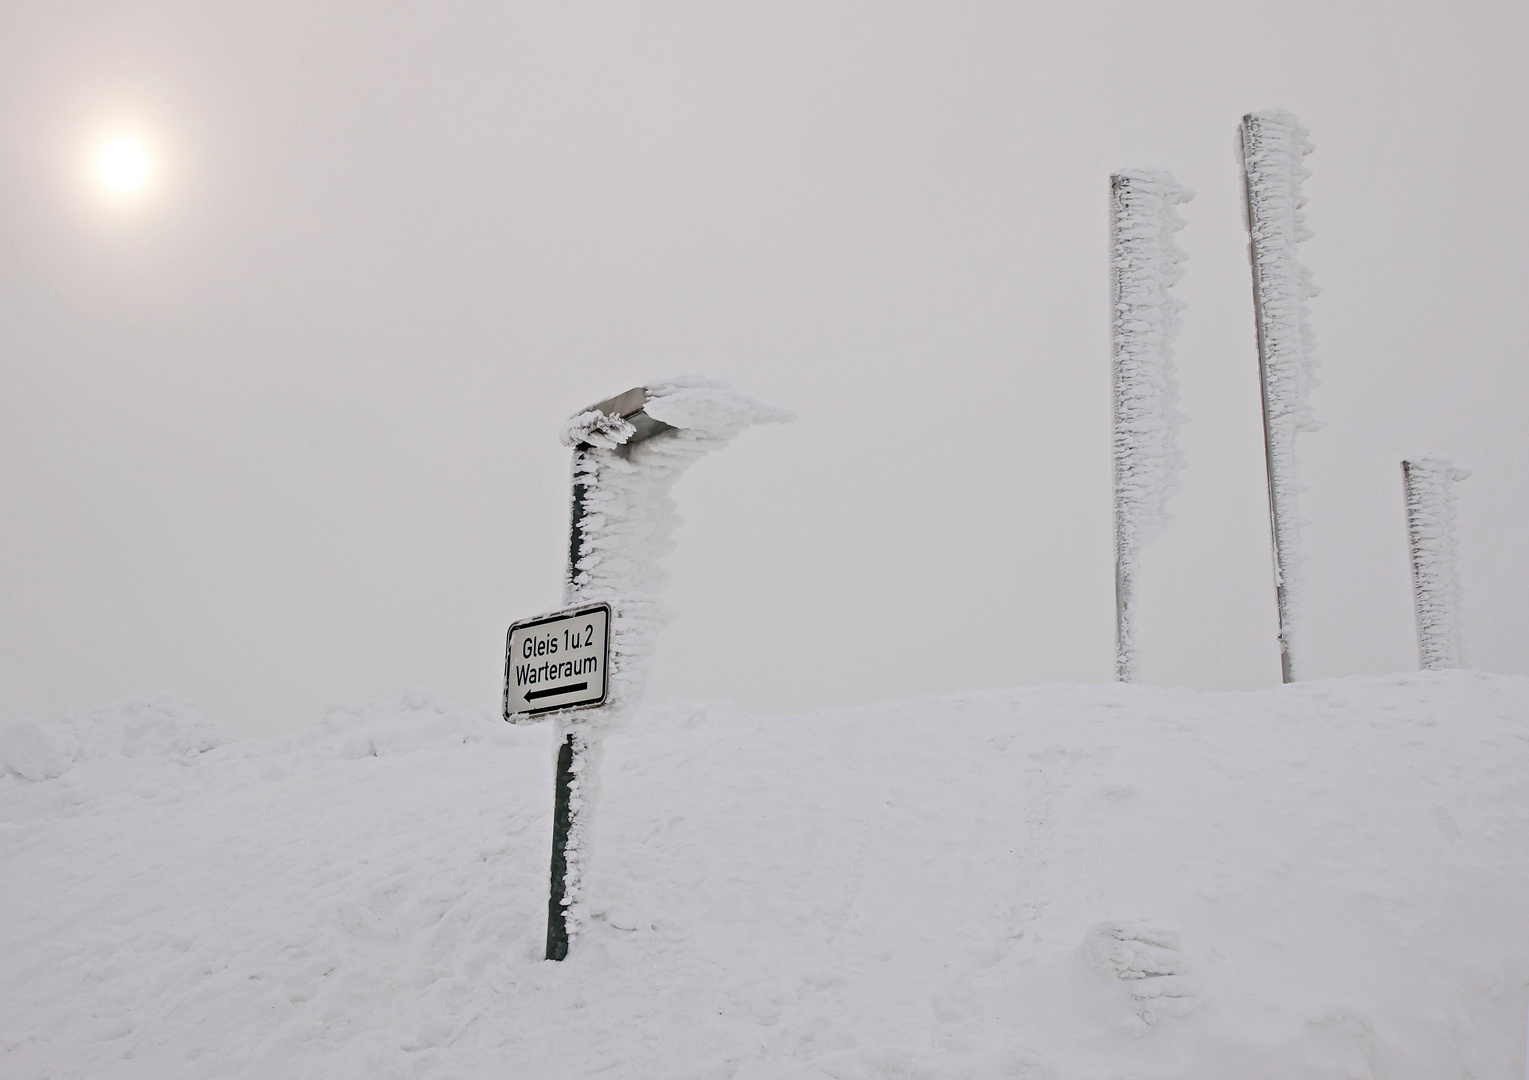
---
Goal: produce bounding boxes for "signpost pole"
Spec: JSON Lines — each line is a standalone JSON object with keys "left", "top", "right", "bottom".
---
{"left": 515, "top": 381, "right": 784, "bottom": 962}
{"left": 545, "top": 448, "right": 592, "bottom": 961}
{"left": 542, "top": 388, "right": 655, "bottom": 961}
{"left": 545, "top": 729, "right": 577, "bottom": 960}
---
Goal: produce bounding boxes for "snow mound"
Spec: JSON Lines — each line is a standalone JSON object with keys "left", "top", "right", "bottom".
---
{"left": 0, "top": 718, "right": 74, "bottom": 781}
{"left": 3, "top": 673, "right": 1529, "bottom": 1077}
{"left": 0, "top": 694, "right": 229, "bottom": 782}
{"left": 291, "top": 687, "right": 511, "bottom": 761}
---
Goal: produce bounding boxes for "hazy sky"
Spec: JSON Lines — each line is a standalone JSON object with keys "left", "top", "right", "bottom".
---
{"left": 2, "top": 1, "right": 1525, "bottom": 737}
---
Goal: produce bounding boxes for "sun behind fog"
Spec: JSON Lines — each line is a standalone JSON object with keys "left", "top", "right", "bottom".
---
{"left": 96, "top": 136, "right": 150, "bottom": 193}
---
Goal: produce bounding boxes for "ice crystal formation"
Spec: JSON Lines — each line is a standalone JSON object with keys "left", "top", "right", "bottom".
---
{"left": 1402, "top": 454, "right": 1470, "bottom": 670}
{"left": 554, "top": 375, "right": 792, "bottom": 938}
{"left": 1240, "top": 110, "right": 1321, "bottom": 682}
{"left": 1110, "top": 169, "right": 1193, "bottom": 683}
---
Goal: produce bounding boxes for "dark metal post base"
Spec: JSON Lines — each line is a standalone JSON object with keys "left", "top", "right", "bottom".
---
{"left": 545, "top": 733, "right": 576, "bottom": 961}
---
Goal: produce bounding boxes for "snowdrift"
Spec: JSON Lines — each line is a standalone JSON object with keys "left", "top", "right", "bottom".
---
{"left": 3, "top": 675, "right": 1528, "bottom": 1078}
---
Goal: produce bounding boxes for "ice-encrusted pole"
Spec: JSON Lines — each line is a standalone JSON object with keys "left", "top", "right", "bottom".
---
{"left": 1110, "top": 169, "right": 1193, "bottom": 683}
{"left": 1239, "top": 110, "right": 1321, "bottom": 684}
{"left": 1401, "top": 455, "right": 1469, "bottom": 671}
{"left": 545, "top": 376, "right": 791, "bottom": 960}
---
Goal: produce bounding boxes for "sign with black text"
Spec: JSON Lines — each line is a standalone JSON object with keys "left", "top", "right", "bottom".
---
{"left": 503, "top": 603, "right": 611, "bottom": 721}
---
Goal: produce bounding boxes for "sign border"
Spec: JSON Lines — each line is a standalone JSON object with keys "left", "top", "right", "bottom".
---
{"left": 503, "top": 602, "right": 612, "bottom": 722}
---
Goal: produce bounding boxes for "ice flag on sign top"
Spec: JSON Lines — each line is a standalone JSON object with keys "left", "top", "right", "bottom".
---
{"left": 1110, "top": 169, "right": 1193, "bottom": 684}
{"left": 1239, "top": 109, "right": 1321, "bottom": 683}
{"left": 558, "top": 376, "right": 794, "bottom": 734}
{"left": 1402, "top": 455, "right": 1470, "bottom": 671}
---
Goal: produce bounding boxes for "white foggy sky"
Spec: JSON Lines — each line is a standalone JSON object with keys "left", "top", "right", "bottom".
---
{"left": 1, "top": 1, "right": 1525, "bottom": 737}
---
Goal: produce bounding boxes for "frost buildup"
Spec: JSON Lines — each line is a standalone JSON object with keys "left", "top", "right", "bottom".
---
{"left": 1110, "top": 169, "right": 1193, "bottom": 683}
{"left": 1401, "top": 456, "right": 1470, "bottom": 671}
{"left": 1239, "top": 110, "right": 1321, "bottom": 684}
{"left": 553, "top": 375, "right": 792, "bottom": 940}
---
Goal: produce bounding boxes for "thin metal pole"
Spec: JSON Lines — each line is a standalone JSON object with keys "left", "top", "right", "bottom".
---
{"left": 1241, "top": 118, "right": 1296, "bottom": 685}
{"left": 545, "top": 452, "right": 591, "bottom": 961}
{"left": 1113, "top": 550, "right": 1136, "bottom": 682}
{"left": 1402, "top": 457, "right": 1470, "bottom": 671}
{"left": 1401, "top": 460, "right": 1424, "bottom": 671}
{"left": 1110, "top": 174, "right": 1136, "bottom": 684}
{"left": 545, "top": 732, "right": 575, "bottom": 960}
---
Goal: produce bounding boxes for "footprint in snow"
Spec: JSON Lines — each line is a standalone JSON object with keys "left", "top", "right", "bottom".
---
{"left": 1084, "top": 920, "right": 1197, "bottom": 1029}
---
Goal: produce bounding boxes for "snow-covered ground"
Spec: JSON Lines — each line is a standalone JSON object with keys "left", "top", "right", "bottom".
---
{"left": 3, "top": 673, "right": 1527, "bottom": 1078}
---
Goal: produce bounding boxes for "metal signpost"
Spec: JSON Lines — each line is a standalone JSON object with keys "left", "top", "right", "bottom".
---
{"left": 503, "top": 387, "right": 672, "bottom": 962}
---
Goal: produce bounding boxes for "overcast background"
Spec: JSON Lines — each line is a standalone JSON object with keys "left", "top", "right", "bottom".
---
{"left": 2, "top": 1, "right": 1524, "bottom": 738}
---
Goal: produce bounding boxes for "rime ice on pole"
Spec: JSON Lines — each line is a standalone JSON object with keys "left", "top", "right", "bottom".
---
{"left": 1110, "top": 169, "right": 1193, "bottom": 683}
{"left": 553, "top": 375, "right": 792, "bottom": 939}
{"left": 1239, "top": 110, "right": 1321, "bottom": 683}
{"left": 1402, "top": 455, "right": 1470, "bottom": 671}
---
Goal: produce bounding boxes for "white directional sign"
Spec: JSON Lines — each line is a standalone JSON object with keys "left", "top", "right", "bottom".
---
{"left": 503, "top": 603, "right": 611, "bottom": 721}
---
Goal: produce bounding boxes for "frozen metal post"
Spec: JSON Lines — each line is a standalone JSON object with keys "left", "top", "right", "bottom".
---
{"left": 1239, "top": 110, "right": 1320, "bottom": 684}
{"left": 1401, "top": 455, "right": 1470, "bottom": 672}
{"left": 1109, "top": 169, "right": 1192, "bottom": 683}
{"left": 547, "top": 387, "right": 669, "bottom": 961}
{"left": 506, "top": 377, "right": 789, "bottom": 962}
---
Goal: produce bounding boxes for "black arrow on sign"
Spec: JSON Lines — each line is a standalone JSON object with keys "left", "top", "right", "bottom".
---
{"left": 524, "top": 682, "right": 589, "bottom": 702}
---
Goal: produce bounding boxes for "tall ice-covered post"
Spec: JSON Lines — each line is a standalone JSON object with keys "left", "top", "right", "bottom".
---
{"left": 1239, "top": 110, "right": 1321, "bottom": 684}
{"left": 1110, "top": 169, "right": 1192, "bottom": 683}
{"left": 1401, "top": 455, "right": 1470, "bottom": 671}
{"left": 543, "top": 379, "right": 791, "bottom": 960}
